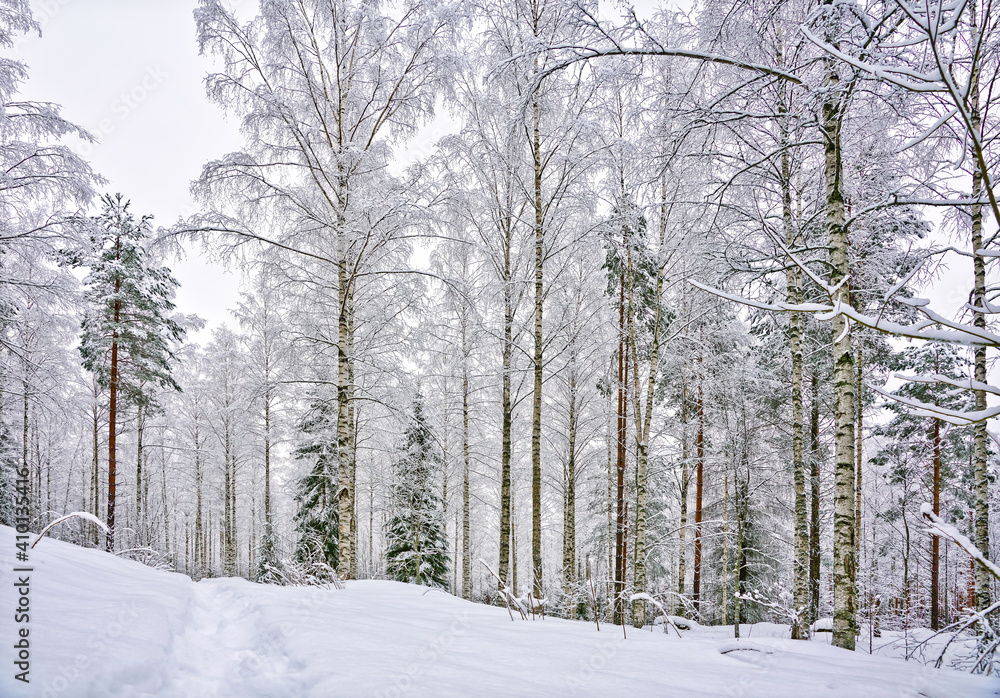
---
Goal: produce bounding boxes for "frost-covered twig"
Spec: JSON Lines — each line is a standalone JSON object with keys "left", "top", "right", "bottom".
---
{"left": 479, "top": 559, "right": 526, "bottom": 621}
{"left": 629, "top": 592, "right": 682, "bottom": 638}
{"left": 31, "top": 511, "right": 108, "bottom": 549}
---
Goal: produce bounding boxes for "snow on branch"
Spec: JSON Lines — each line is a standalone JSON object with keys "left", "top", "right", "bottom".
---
{"left": 898, "top": 107, "right": 960, "bottom": 151}
{"left": 871, "top": 385, "right": 1000, "bottom": 425}
{"left": 31, "top": 511, "right": 108, "bottom": 549}
{"left": 921, "top": 504, "right": 1000, "bottom": 581}
{"left": 800, "top": 27, "right": 945, "bottom": 93}
{"left": 629, "top": 592, "right": 682, "bottom": 637}
{"left": 873, "top": 369, "right": 1000, "bottom": 426}
{"left": 901, "top": 373, "right": 1000, "bottom": 398}
{"left": 689, "top": 280, "right": 831, "bottom": 313}
{"left": 539, "top": 45, "right": 805, "bottom": 85}
{"left": 690, "top": 280, "right": 1000, "bottom": 346}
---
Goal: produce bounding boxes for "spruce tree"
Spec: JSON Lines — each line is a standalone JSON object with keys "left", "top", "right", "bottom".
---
{"left": 254, "top": 520, "right": 283, "bottom": 584}
{"left": 76, "top": 194, "right": 184, "bottom": 551}
{"left": 385, "top": 394, "right": 449, "bottom": 589}
{"left": 0, "top": 422, "right": 16, "bottom": 527}
{"left": 292, "top": 395, "right": 339, "bottom": 572}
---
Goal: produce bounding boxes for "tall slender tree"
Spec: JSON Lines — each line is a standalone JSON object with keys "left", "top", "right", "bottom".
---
{"left": 77, "top": 194, "right": 184, "bottom": 551}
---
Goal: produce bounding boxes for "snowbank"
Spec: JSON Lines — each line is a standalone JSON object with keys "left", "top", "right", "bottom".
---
{"left": 1, "top": 526, "right": 997, "bottom": 697}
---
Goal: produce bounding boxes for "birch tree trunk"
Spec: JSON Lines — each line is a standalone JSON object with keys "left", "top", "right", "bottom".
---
{"left": 970, "top": 0, "right": 991, "bottom": 613}
{"left": 92, "top": 400, "right": 100, "bottom": 534}
{"left": 822, "top": 9, "right": 858, "bottom": 646}
{"left": 607, "top": 403, "right": 615, "bottom": 611}
{"left": 160, "top": 439, "right": 169, "bottom": 556}
{"left": 563, "top": 364, "right": 577, "bottom": 590}
{"left": 136, "top": 403, "right": 144, "bottom": 537}
{"left": 931, "top": 415, "right": 941, "bottom": 629}
{"left": 511, "top": 502, "right": 518, "bottom": 594}
{"left": 784, "top": 111, "right": 808, "bottom": 640}
{"left": 677, "top": 377, "right": 689, "bottom": 615}
{"left": 195, "top": 420, "right": 203, "bottom": 576}
{"left": 224, "top": 421, "right": 237, "bottom": 576}
{"left": 810, "top": 366, "right": 821, "bottom": 623}
{"left": 462, "top": 318, "right": 472, "bottom": 600}
{"left": 531, "top": 80, "right": 544, "bottom": 599}
{"left": 264, "top": 386, "right": 271, "bottom": 528}
{"left": 337, "top": 227, "right": 355, "bottom": 580}
{"left": 498, "top": 244, "right": 514, "bottom": 591}
{"left": 855, "top": 347, "right": 863, "bottom": 601}
{"left": 22, "top": 376, "right": 28, "bottom": 520}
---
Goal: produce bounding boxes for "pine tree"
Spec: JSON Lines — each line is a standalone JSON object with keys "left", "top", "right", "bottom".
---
{"left": 602, "top": 197, "right": 657, "bottom": 624}
{"left": 385, "top": 394, "right": 449, "bottom": 589}
{"left": 76, "top": 194, "right": 184, "bottom": 552}
{"left": 293, "top": 395, "right": 339, "bottom": 572}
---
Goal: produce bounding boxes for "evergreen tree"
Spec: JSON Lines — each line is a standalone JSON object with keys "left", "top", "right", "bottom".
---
{"left": 873, "top": 341, "right": 974, "bottom": 629}
{"left": 254, "top": 520, "right": 283, "bottom": 584}
{"left": 76, "top": 194, "right": 184, "bottom": 551}
{"left": 0, "top": 421, "right": 16, "bottom": 527}
{"left": 293, "top": 395, "right": 339, "bottom": 571}
{"left": 385, "top": 394, "right": 449, "bottom": 589}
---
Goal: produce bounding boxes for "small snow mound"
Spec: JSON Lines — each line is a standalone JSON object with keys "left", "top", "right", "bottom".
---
{"left": 718, "top": 641, "right": 776, "bottom": 665}
{"left": 718, "top": 641, "right": 774, "bottom": 655}
{"left": 663, "top": 615, "right": 700, "bottom": 630}
{"left": 812, "top": 617, "right": 834, "bottom": 632}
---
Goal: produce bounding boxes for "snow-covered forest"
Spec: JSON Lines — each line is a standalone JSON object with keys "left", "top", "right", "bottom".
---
{"left": 5, "top": 0, "right": 1000, "bottom": 687}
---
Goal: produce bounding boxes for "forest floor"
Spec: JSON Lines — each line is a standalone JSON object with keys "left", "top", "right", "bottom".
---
{"left": 1, "top": 526, "right": 997, "bottom": 697}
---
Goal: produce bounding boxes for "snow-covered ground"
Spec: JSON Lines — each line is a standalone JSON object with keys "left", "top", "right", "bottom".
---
{"left": 2, "top": 527, "right": 997, "bottom": 697}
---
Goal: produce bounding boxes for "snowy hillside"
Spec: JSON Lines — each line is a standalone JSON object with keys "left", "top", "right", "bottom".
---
{"left": 2, "top": 527, "right": 997, "bottom": 698}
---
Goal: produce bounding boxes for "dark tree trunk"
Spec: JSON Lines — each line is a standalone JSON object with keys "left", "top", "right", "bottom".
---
{"left": 106, "top": 236, "right": 122, "bottom": 553}
{"left": 809, "top": 367, "right": 822, "bottom": 624}
{"left": 693, "top": 360, "right": 705, "bottom": 617}
{"left": 613, "top": 270, "right": 628, "bottom": 625}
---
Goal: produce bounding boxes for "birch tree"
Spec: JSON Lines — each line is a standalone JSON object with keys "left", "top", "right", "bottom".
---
{"left": 192, "top": 0, "right": 454, "bottom": 579}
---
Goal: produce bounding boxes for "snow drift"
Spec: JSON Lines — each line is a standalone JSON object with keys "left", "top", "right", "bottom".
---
{"left": 1, "top": 526, "right": 997, "bottom": 697}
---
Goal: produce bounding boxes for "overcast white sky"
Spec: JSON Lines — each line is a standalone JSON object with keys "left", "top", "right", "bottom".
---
{"left": 15, "top": 0, "right": 246, "bottom": 337}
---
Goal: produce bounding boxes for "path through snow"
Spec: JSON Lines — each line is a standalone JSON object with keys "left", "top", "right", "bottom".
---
{"left": 166, "top": 578, "right": 301, "bottom": 696}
